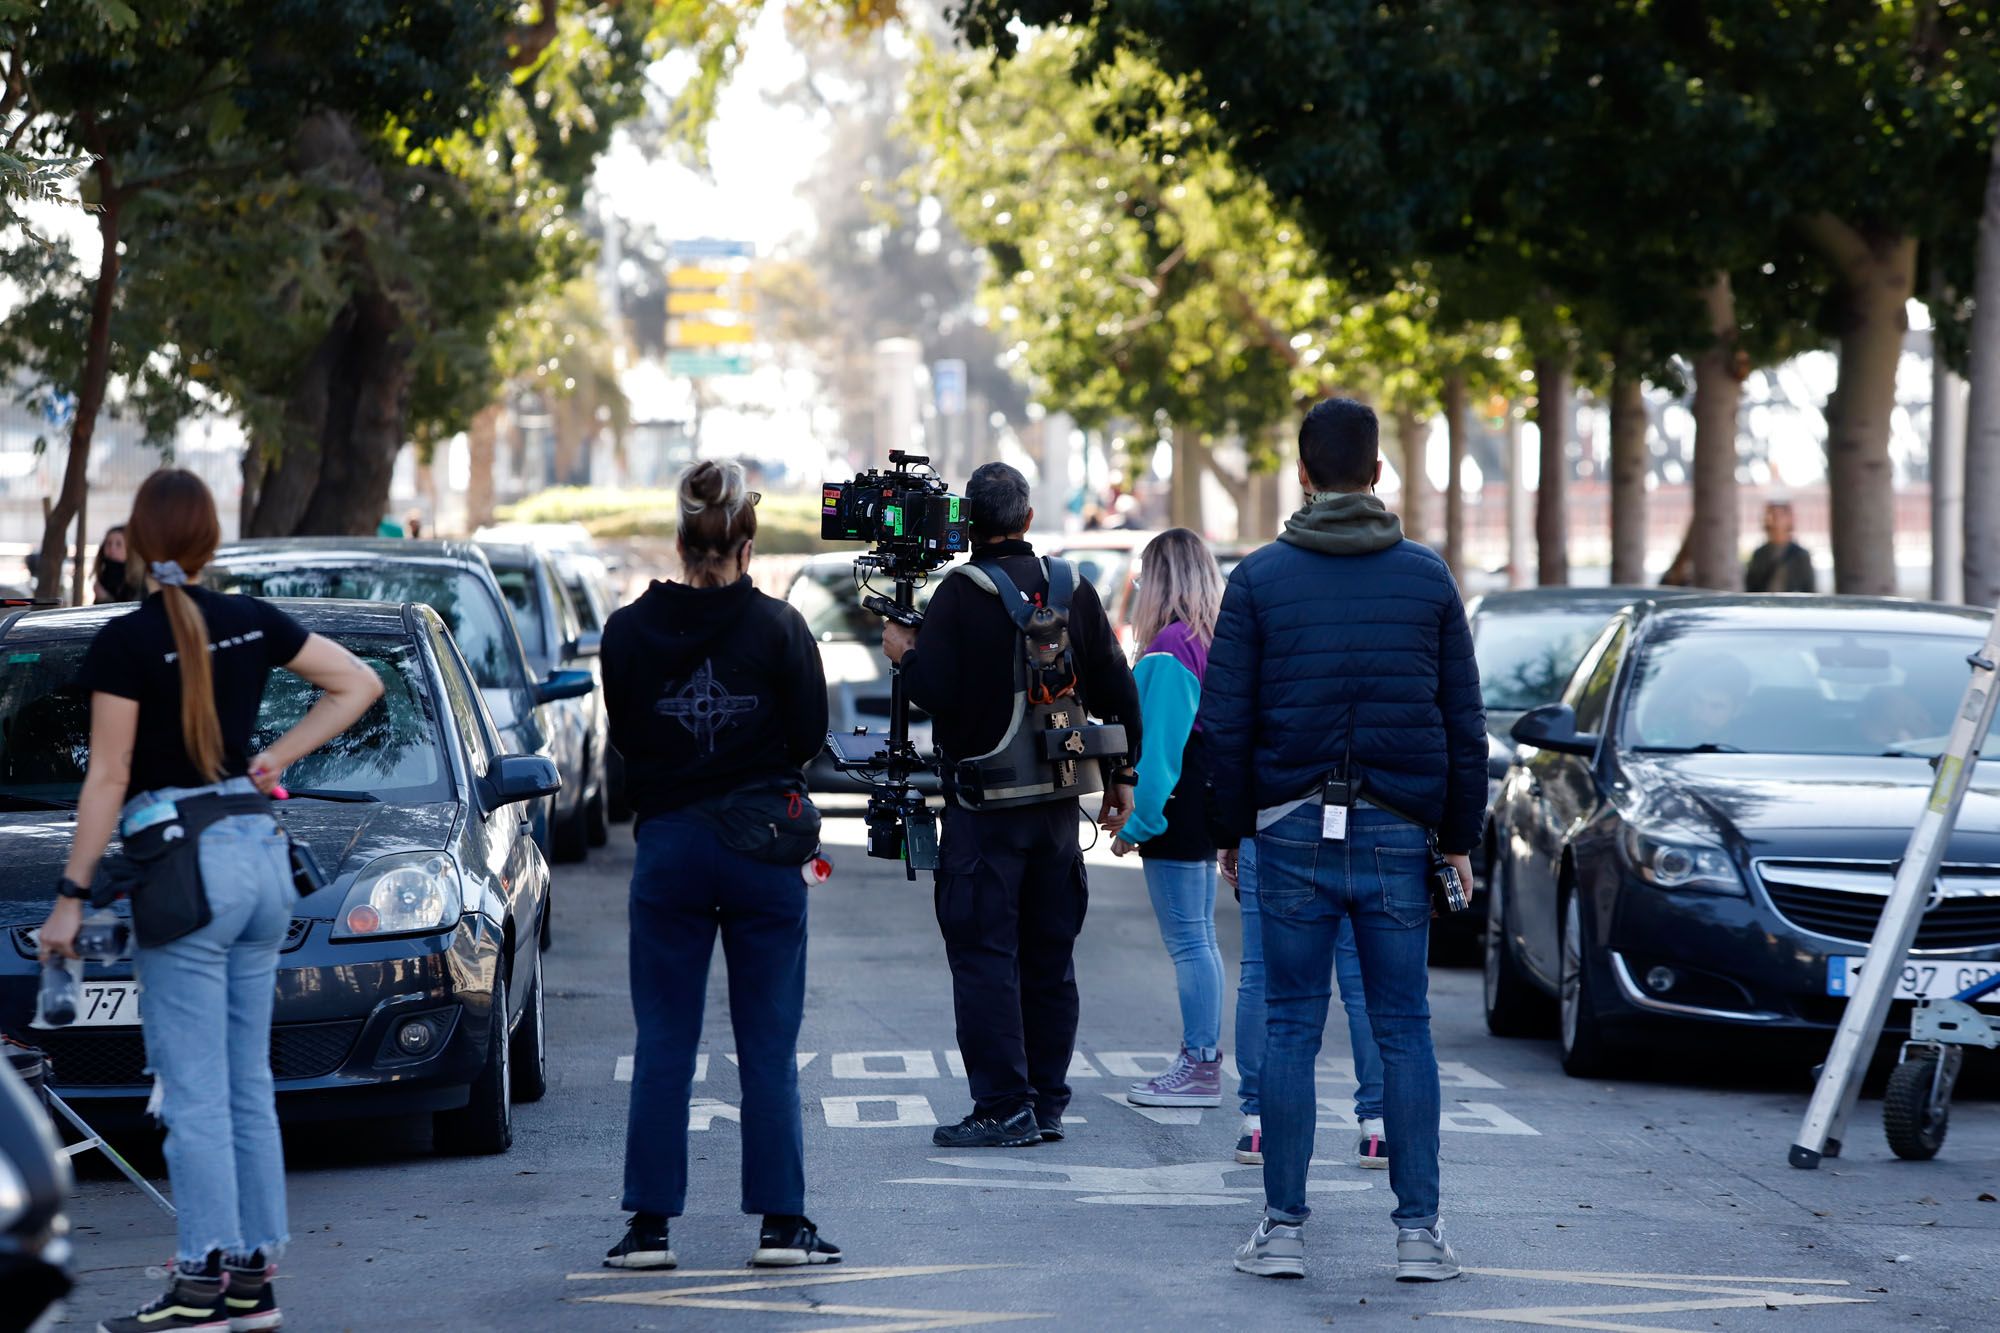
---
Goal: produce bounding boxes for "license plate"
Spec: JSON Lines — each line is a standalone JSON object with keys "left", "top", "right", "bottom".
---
{"left": 1827, "top": 956, "right": 2000, "bottom": 1004}
{"left": 73, "top": 981, "right": 141, "bottom": 1027}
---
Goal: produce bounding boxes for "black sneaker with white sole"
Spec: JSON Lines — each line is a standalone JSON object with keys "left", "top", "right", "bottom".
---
{"left": 221, "top": 1253, "right": 282, "bottom": 1332}
{"left": 931, "top": 1106, "right": 1043, "bottom": 1148}
{"left": 753, "top": 1215, "right": 842, "bottom": 1267}
{"left": 604, "top": 1214, "right": 677, "bottom": 1270}
{"left": 97, "top": 1264, "right": 228, "bottom": 1333}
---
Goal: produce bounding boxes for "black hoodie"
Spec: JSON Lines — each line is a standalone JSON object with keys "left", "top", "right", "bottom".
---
{"left": 601, "top": 576, "right": 828, "bottom": 824}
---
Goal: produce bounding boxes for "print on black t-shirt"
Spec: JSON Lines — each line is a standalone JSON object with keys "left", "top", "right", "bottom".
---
{"left": 654, "top": 660, "right": 760, "bottom": 756}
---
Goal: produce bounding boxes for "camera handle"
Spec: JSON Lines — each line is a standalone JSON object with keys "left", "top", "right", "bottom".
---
{"left": 827, "top": 568, "right": 941, "bottom": 880}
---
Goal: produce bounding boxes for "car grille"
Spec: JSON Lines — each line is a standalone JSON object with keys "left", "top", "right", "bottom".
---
{"left": 1757, "top": 861, "right": 2000, "bottom": 950}
{"left": 30, "top": 1019, "right": 364, "bottom": 1088}
{"left": 9, "top": 918, "right": 312, "bottom": 959}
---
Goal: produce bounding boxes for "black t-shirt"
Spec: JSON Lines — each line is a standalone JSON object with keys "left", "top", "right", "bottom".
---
{"left": 73, "top": 586, "right": 311, "bottom": 797}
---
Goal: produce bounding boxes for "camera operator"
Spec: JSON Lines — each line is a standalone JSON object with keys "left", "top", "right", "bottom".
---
{"left": 881, "top": 462, "right": 1141, "bottom": 1148}
{"left": 1202, "top": 399, "right": 1485, "bottom": 1284}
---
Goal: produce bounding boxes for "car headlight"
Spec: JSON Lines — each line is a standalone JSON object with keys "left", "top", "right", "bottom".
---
{"left": 1622, "top": 826, "right": 1743, "bottom": 895}
{"left": 333, "top": 853, "right": 464, "bottom": 939}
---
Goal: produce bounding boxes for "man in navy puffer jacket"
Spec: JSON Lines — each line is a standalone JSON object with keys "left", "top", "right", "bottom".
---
{"left": 1201, "top": 398, "right": 1484, "bottom": 1285}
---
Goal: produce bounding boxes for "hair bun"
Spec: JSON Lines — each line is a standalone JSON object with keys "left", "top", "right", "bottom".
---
{"left": 680, "top": 460, "right": 743, "bottom": 515}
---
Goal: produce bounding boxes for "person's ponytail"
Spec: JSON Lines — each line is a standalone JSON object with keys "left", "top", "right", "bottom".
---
{"left": 126, "top": 469, "right": 225, "bottom": 782}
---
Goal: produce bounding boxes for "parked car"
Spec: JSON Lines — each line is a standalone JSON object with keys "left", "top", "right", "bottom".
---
{"left": 0, "top": 600, "right": 562, "bottom": 1152}
{"left": 1046, "top": 530, "right": 1159, "bottom": 656}
{"left": 552, "top": 549, "right": 628, "bottom": 822}
{"left": 1484, "top": 595, "right": 2000, "bottom": 1076}
{"left": 786, "top": 553, "right": 940, "bottom": 794}
{"left": 480, "top": 543, "right": 608, "bottom": 860}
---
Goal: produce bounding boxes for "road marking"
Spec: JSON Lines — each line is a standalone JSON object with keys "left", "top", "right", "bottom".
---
{"left": 1438, "top": 1101, "right": 1541, "bottom": 1135}
{"left": 832, "top": 1050, "right": 941, "bottom": 1080}
{"left": 1441, "top": 1269, "right": 1865, "bottom": 1332}
{"left": 690, "top": 1098, "right": 738, "bottom": 1131}
{"left": 890, "top": 1155, "right": 1371, "bottom": 1206}
{"left": 571, "top": 1263, "right": 1048, "bottom": 1331}
{"left": 824, "top": 1094, "right": 939, "bottom": 1128}
{"left": 1102, "top": 1092, "right": 1203, "bottom": 1126}
{"left": 1094, "top": 1051, "right": 1176, "bottom": 1078}
{"left": 722, "top": 1051, "right": 818, "bottom": 1072}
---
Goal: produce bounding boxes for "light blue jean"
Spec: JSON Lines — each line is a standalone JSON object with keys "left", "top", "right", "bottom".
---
{"left": 1234, "top": 839, "right": 1383, "bottom": 1122}
{"left": 1255, "top": 805, "right": 1440, "bottom": 1231}
{"left": 130, "top": 778, "right": 295, "bottom": 1265}
{"left": 1140, "top": 857, "right": 1223, "bottom": 1060}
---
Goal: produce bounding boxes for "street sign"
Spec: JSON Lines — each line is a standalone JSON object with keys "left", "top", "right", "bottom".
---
{"left": 669, "top": 352, "right": 752, "bottom": 377}
{"left": 672, "top": 321, "right": 753, "bottom": 347}
{"left": 667, "top": 289, "right": 740, "bottom": 314}
{"left": 933, "top": 359, "right": 968, "bottom": 417}
{"left": 669, "top": 266, "right": 730, "bottom": 288}
{"left": 670, "top": 237, "right": 756, "bottom": 261}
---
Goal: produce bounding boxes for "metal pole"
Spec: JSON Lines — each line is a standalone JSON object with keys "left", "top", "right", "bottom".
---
{"left": 1790, "top": 606, "right": 2000, "bottom": 1167}
{"left": 48, "top": 1089, "right": 177, "bottom": 1217}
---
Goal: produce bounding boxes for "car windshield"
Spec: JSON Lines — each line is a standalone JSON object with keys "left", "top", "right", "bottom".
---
{"left": 0, "top": 635, "right": 449, "bottom": 804}
{"left": 491, "top": 565, "right": 549, "bottom": 667}
{"left": 788, "top": 564, "right": 938, "bottom": 642}
{"left": 1622, "top": 626, "right": 1981, "bottom": 757}
{"left": 1475, "top": 609, "right": 1618, "bottom": 713}
{"left": 208, "top": 562, "right": 529, "bottom": 703}
{"left": 563, "top": 575, "right": 601, "bottom": 633}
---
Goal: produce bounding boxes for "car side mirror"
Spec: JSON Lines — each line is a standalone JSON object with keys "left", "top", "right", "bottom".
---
{"left": 484, "top": 753, "right": 562, "bottom": 809}
{"left": 565, "top": 631, "right": 601, "bottom": 659}
{"left": 535, "top": 668, "right": 595, "bottom": 704}
{"left": 1510, "top": 703, "right": 1600, "bottom": 757}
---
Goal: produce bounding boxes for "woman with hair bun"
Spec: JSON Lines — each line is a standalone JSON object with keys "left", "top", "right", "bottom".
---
{"left": 599, "top": 459, "right": 838, "bottom": 1272}
{"left": 37, "top": 468, "right": 382, "bottom": 1333}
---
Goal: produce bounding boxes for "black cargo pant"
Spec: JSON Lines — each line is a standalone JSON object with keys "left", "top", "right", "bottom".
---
{"left": 935, "top": 800, "right": 1089, "bottom": 1120}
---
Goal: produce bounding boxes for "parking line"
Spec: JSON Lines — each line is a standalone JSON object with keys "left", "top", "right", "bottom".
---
{"left": 1440, "top": 1268, "right": 1866, "bottom": 1331}
{"left": 570, "top": 1263, "right": 1049, "bottom": 1331}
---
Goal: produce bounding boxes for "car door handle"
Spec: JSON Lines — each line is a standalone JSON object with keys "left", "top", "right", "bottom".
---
{"left": 1527, "top": 778, "right": 1543, "bottom": 797}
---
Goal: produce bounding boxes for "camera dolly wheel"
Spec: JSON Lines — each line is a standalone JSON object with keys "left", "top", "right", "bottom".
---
{"left": 1881, "top": 973, "right": 2000, "bottom": 1162}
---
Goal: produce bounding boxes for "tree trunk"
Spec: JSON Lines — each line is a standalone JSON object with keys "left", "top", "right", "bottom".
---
{"left": 1806, "top": 217, "right": 1917, "bottom": 595}
{"left": 1533, "top": 353, "right": 1571, "bottom": 585}
{"left": 1169, "top": 427, "right": 1204, "bottom": 533}
{"left": 1932, "top": 316, "right": 1967, "bottom": 604}
{"left": 1242, "top": 469, "right": 1280, "bottom": 543}
{"left": 467, "top": 403, "right": 502, "bottom": 532}
{"left": 1505, "top": 409, "right": 1528, "bottom": 588}
{"left": 1964, "top": 130, "right": 2000, "bottom": 606}
{"left": 1394, "top": 404, "right": 1429, "bottom": 544}
{"left": 1609, "top": 370, "right": 1649, "bottom": 585}
{"left": 1442, "top": 371, "right": 1469, "bottom": 580}
{"left": 1690, "top": 273, "right": 1744, "bottom": 590}
{"left": 36, "top": 177, "right": 119, "bottom": 604}
{"left": 296, "top": 292, "right": 409, "bottom": 534}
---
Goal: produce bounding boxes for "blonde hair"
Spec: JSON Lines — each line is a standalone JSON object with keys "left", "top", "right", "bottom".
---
{"left": 676, "top": 460, "right": 758, "bottom": 583}
{"left": 1131, "top": 528, "right": 1223, "bottom": 652}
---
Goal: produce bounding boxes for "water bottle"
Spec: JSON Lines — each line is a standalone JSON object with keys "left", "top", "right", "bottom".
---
{"left": 37, "top": 960, "right": 77, "bottom": 1028}
{"left": 801, "top": 855, "right": 832, "bottom": 886}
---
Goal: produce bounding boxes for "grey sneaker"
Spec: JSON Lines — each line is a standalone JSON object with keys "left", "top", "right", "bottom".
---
{"left": 1395, "top": 1224, "right": 1462, "bottom": 1282}
{"left": 1234, "top": 1218, "right": 1305, "bottom": 1278}
{"left": 1128, "top": 1049, "right": 1223, "bottom": 1107}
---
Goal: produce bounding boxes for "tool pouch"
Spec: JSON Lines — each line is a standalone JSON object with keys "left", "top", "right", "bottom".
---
{"left": 110, "top": 791, "right": 273, "bottom": 949}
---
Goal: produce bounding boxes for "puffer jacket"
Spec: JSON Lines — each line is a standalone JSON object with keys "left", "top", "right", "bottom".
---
{"left": 1197, "top": 492, "right": 1487, "bottom": 853}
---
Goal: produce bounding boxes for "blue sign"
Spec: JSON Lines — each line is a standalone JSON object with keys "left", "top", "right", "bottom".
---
{"left": 933, "top": 359, "right": 967, "bottom": 416}
{"left": 671, "top": 237, "right": 756, "bottom": 261}
{"left": 669, "top": 351, "right": 752, "bottom": 378}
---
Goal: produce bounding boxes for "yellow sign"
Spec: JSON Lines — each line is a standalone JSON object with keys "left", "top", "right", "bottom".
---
{"left": 667, "top": 290, "right": 734, "bottom": 314}
{"left": 671, "top": 321, "right": 753, "bottom": 347}
{"left": 669, "top": 266, "right": 730, "bottom": 288}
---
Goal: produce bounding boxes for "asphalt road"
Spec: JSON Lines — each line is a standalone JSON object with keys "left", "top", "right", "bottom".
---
{"left": 55, "top": 806, "right": 2000, "bottom": 1331}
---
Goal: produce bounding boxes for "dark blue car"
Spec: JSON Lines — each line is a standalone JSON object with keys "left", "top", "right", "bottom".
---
{"left": 0, "top": 599, "right": 561, "bottom": 1153}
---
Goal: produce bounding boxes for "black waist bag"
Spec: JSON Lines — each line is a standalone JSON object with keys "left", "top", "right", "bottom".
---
{"left": 688, "top": 782, "right": 821, "bottom": 866}
{"left": 110, "top": 791, "right": 274, "bottom": 949}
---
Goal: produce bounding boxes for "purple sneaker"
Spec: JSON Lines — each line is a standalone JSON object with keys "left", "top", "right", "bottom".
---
{"left": 1127, "top": 1048, "right": 1223, "bottom": 1107}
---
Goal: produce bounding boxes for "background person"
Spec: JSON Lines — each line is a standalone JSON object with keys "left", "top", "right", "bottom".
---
{"left": 36, "top": 468, "right": 382, "bottom": 1333}
{"left": 1745, "top": 499, "right": 1816, "bottom": 592}
{"left": 92, "top": 524, "right": 132, "bottom": 604}
{"left": 599, "top": 459, "right": 839, "bottom": 1272}
{"left": 1202, "top": 398, "right": 1484, "bottom": 1285}
{"left": 1111, "top": 529, "right": 1225, "bottom": 1108}
{"left": 885, "top": 461, "right": 1141, "bottom": 1149}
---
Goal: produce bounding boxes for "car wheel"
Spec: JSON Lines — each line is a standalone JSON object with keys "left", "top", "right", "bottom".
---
{"left": 1484, "top": 855, "right": 1552, "bottom": 1037}
{"left": 607, "top": 750, "right": 631, "bottom": 824}
{"left": 585, "top": 788, "right": 609, "bottom": 848}
{"left": 435, "top": 976, "right": 512, "bottom": 1155}
{"left": 1883, "top": 1056, "right": 1949, "bottom": 1160}
{"left": 1558, "top": 891, "right": 1619, "bottom": 1077}
{"left": 540, "top": 884, "right": 554, "bottom": 952}
{"left": 552, "top": 791, "right": 590, "bottom": 864}
{"left": 509, "top": 951, "right": 549, "bottom": 1104}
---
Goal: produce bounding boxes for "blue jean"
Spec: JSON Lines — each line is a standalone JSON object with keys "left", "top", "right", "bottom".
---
{"left": 1141, "top": 857, "right": 1222, "bottom": 1059}
{"left": 1256, "top": 804, "right": 1440, "bottom": 1230}
{"left": 1234, "top": 840, "right": 1383, "bottom": 1122}
{"left": 130, "top": 779, "right": 295, "bottom": 1265}
{"left": 623, "top": 814, "right": 807, "bottom": 1218}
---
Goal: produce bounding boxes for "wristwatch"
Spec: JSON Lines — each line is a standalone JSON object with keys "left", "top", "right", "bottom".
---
{"left": 1112, "top": 767, "right": 1139, "bottom": 786}
{"left": 56, "top": 875, "right": 91, "bottom": 901}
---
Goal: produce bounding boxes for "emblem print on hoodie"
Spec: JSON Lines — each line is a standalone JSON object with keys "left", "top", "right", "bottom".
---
{"left": 655, "top": 660, "right": 759, "bottom": 754}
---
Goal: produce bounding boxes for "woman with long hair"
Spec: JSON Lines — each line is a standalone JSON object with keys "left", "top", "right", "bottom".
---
{"left": 599, "top": 459, "right": 838, "bottom": 1272}
{"left": 92, "top": 524, "right": 133, "bottom": 604}
{"left": 1113, "top": 529, "right": 1230, "bottom": 1108}
{"left": 37, "top": 468, "right": 382, "bottom": 1333}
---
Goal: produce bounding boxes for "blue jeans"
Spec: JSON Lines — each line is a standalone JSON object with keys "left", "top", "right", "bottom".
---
{"left": 130, "top": 779, "right": 295, "bottom": 1265}
{"left": 1256, "top": 804, "right": 1440, "bottom": 1231}
{"left": 623, "top": 814, "right": 807, "bottom": 1218}
{"left": 1141, "top": 858, "right": 1222, "bottom": 1059}
{"left": 1234, "top": 841, "right": 1383, "bottom": 1122}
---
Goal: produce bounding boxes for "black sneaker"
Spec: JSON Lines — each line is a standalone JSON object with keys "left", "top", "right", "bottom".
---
{"left": 604, "top": 1214, "right": 677, "bottom": 1270}
{"left": 221, "top": 1254, "right": 282, "bottom": 1332}
{"left": 98, "top": 1264, "right": 229, "bottom": 1333}
{"left": 1356, "top": 1117, "right": 1390, "bottom": 1170}
{"left": 931, "top": 1107, "right": 1043, "bottom": 1148}
{"left": 752, "top": 1215, "right": 842, "bottom": 1267}
{"left": 1035, "top": 1109, "right": 1065, "bottom": 1143}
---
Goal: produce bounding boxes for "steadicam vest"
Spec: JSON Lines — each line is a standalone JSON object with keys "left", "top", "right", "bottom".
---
{"left": 947, "top": 556, "right": 1129, "bottom": 810}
